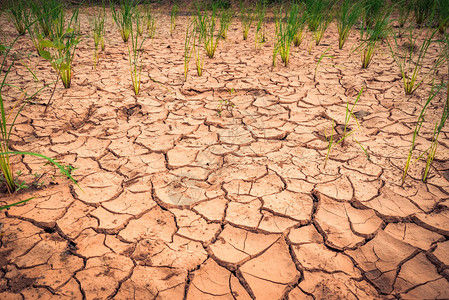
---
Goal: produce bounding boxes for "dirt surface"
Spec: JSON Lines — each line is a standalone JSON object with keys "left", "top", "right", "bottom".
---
{"left": 1, "top": 6, "right": 449, "bottom": 300}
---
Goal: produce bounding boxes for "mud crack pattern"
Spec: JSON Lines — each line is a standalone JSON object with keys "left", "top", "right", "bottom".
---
{"left": 0, "top": 7, "right": 449, "bottom": 300}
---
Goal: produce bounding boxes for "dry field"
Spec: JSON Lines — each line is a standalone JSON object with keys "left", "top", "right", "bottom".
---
{"left": 0, "top": 2, "right": 448, "bottom": 299}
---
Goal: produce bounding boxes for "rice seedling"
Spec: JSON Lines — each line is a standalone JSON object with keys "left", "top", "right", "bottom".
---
{"left": 423, "top": 99, "right": 448, "bottom": 181}
{"left": 304, "top": 0, "right": 334, "bottom": 46}
{"left": 254, "top": 0, "right": 267, "bottom": 49}
{"left": 413, "top": 0, "right": 435, "bottom": 27}
{"left": 39, "top": 7, "right": 81, "bottom": 89}
{"left": 362, "top": 0, "right": 384, "bottom": 29}
{"left": 196, "top": 43, "right": 203, "bottom": 76}
{"left": 397, "top": 0, "right": 413, "bottom": 28}
{"left": 184, "top": 20, "right": 197, "bottom": 80}
{"left": 111, "top": 0, "right": 136, "bottom": 42}
{"left": 217, "top": 99, "right": 235, "bottom": 116}
{"left": 5, "top": 0, "right": 31, "bottom": 36}
{"left": 314, "top": 46, "right": 333, "bottom": 81}
{"left": 239, "top": 0, "right": 253, "bottom": 40}
{"left": 359, "top": 8, "right": 391, "bottom": 69}
{"left": 128, "top": 23, "right": 146, "bottom": 95}
{"left": 387, "top": 26, "right": 444, "bottom": 95}
{"left": 195, "top": 2, "right": 221, "bottom": 59}
{"left": 170, "top": 3, "right": 179, "bottom": 36}
{"left": 293, "top": 4, "right": 307, "bottom": 47}
{"left": 273, "top": 4, "right": 301, "bottom": 67}
{"left": 336, "top": 0, "right": 363, "bottom": 49}
{"left": 0, "top": 30, "right": 78, "bottom": 196}
{"left": 29, "top": 0, "right": 62, "bottom": 38}
{"left": 144, "top": 2, "right": 157, "bottom": 39}
{"left": 219, "top": 7, "right": 233, "bottom": 39}
{"left": 136, "top": 6, "right": 145, "bottom": 36}
{"left": 324, "top": 87, "right": 367, "bottom": 168}
{"left": 437, "top": 0, "right": 449, "bottom": 34}
{"left": 402, "top": 83, "right": 443, "bottom": 183}
{"left": 91, "top": 3, "right": 106, "bottom": 68}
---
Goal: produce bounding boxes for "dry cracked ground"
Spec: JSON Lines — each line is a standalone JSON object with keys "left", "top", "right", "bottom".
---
{"left": 1, "top": 6, "right": 449, "bottom": 300}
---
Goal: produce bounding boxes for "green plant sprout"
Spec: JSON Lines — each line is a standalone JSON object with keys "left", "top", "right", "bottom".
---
{"left": 144, "top": 2, "right": 157, "bottom": 39}
{"left": 324, "top": 87, "right": 367, "bottom": 168}
{"left": 219, "top": 7, "right": 233, "bottom": 39}
{"left": 91, "top": 2, "right": 106, "bottom": 69}
{"left": 397, "top": 0, "right": 413, "bottom": 28}
{"left": 195, "top": 2, "right": 223, "bottom": 59}
{"left": 423, "top": 100, "right": 448, "bottom": 181}
{"left": 196, "top": 42, "right": 204, "bottom": 76}
{"left": 5, "top": 0, "right": 31, "bottom": 36}
{"left": 240, "top": 0, "right": 253, "bottom": 40}
{"left": 39, "top": 7, "right": 81, "bottom": 89}
{"left": 111, "top": 0, "right": 135, "bottom": 42}
{"left": 363, "top": 0, "right": 385, "bottom": 29}
{"left": 305, "top": 0, "right": 333, "bottom": 46}
{"left": 387, "top": 26, "right": 444, "bottom": 95}
{"left": 136, "top": 6, "right": 145, "bottom": 36}
{"left": 217, "top": 94, "right": 235, "bottom": 116}
{"left": 30, "top": 0, "right": 61, "bottom": 38}
{"left": 358, "top": 8, "right": 391, "bottom": 68}
{"left": 413, "top": 0, "right": 435, "bottom": 27}
{"left": 184, "top": 20, "right": 197, "bottom": 80}
{"left": 314, "top": 46, "right": 333, "bottom": 81}
{"left": 170, "top": 3, "right": 179, "bottom": 36}
{"left": 336, "top": 0, "right": 362, "bottom": 49}
{"left": 273, "top": 4, "right": 301, "bottom": 67}
{"left": 437, "top": 0, "right": 449, "bottom": 34}
{"left": 254, "top": 0, "right": 267, "bottom": 49}
{"left": 128, "top": 23, "right": 146, "bottom": 95}
{"left": 293, "top": 4, "right": 307, "bottom": 47}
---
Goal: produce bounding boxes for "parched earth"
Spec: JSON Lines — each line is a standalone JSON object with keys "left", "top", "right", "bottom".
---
{"left": 1, "top": 6, "right": 449, "bottom": 300}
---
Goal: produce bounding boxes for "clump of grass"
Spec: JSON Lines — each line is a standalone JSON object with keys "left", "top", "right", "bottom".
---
{"left": 144, "top": 2, "right": 157, "bottom": 39}
{"left": 437, "top": 0, "right": 449, "bottom": 34}
{"left": 273, "top": 4, "right": 301, "bottom": 67}
{"left": 128, "top": 23, "right": 146, "bottom": 95}
{"left": 91, "top": 2, "right": 106, "bottom": 68}
{"left": 363, "top": 0, "right": 384, "bottom": 29}
{"left": 184, "top": 20, "right": 197, "bottom": 80}
{"left": 397, "top": 0, "right": 413, "bottom": 28}
{"left": 305, "top": 0, "right": 333, "bottom": 46}
{"left": 219, "top": 7, "right": 233, "bottom": 39}
{"left": 336, "top": 0, "right": 363, "bottom": 49}
{"left": 39, "top": 7, "right": 81, "bottom": 90}
{"left": 324, "top": 87, "right": 368, "bottom": 168}
{"left": 358, "top": 8, "right": 391, "bottom": 68}
{"left": 111, "top": 0, "right": 136, "bottom": 42}
{"left": 196, "top": 44, "right": 203, "bottom": 76}
{"left": 30, "top": 0, "right": 61, "bottom": 38}
{"left": 239, "top": 0, "right": 254, "bottom": 40}
{"left": 293, "top": 4, "right": 307, "bottom": 47}
{"left": 254, "top": 0, "right": 267, "bottom": 49}
{"left": 195, "top": 2, "right": 223, "bottom": 58}
{"left": 170, "top": 3, "right": 179, "bottom": 36}
{"left": 5, "top": 0, "right": 31, "bottom": 36}
{"left": 413, "top": 0, "right": 435, "bottom": 27}
{"left": 387, "top": 26, "right": 444, "bottom": 95}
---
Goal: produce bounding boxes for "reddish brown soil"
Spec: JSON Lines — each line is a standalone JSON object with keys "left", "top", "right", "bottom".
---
{"left": 0, "top": 6, "right": 449, "bottom": 300}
